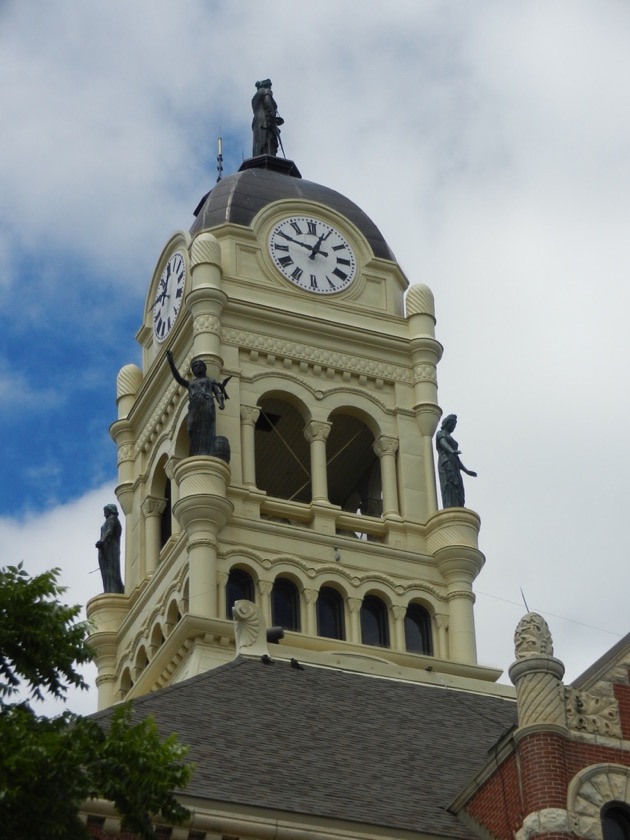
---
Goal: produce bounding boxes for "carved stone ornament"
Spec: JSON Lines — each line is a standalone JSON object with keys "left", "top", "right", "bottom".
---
{"left": 514, "top": 612, "right": 554, "bottom": 659}
{"left": 141, "top": 497, "right": 167, "bottom": 518}
{"left": 303, "top": 420, "right": 332, "bottom": 444}
{"left": 222, "top": 328, "right": 414, "bottom": 384}
{"left": 233, "top": 599, "right": 269, "bottom": 658}
{"left": 565, "top": 686, "right": 622, "bottom": 738}
{"left": 240, "top": 405, "right": 261, "bottom": 426}
{"left": 373, "top": 435, "right": 399, "bottom": 458}
{"left": 192, "top": 314, "right": 221, "bottom": 335}
{"left": 567, "top": 764, "right": 630, "bottom": 840}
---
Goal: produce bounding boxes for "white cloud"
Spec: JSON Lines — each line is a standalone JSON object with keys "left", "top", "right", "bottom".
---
{"left": 1, "top": 0, "right": 629, "bottom": 708}
{"left": 0, "top": 484, "right": 117, "bottom": 716}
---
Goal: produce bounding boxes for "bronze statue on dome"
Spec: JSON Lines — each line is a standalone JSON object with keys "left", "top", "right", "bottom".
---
{"left": 436, "top": 414, "right": 477, "bottom": 508}
{"left": 251, "top": 79, "right": 284, "bottom": 157}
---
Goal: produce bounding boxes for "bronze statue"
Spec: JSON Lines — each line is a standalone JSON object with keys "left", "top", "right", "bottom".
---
{"left": 96, "top": 504, "right": 124, "bottom": 593}
{"left": 166, "top": 350, "right": 228, "bottom": 457}
{"left": 251, "top": 79, "right": 284, "bottom": 157}
{"left": 436, "top": 414, "right": 477, "bottom": 508}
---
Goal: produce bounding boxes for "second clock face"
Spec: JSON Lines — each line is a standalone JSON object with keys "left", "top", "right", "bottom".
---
{"left": 152, "top": 250, "right": 186, "bottom": 343}
{"left": 268, "top": 216, "right": 357, "bottom": 294}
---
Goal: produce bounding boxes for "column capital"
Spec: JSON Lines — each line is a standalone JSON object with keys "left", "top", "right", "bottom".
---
{"left": 240, "top": 405, "right": 261, "bottom": 426}
{"left": 348, "top": 597, "right": 362, "bottom": 614}
{"left": 258, "top": 579, "right": 273, "bottom": 596}
{"left": 303, "top": 587, "right": 319, "bottom": 605}
{"left": 141, "top": 496, "right": 166, "bottom": 518}
{"left": 373, "top": 435, "right": 399, "bottom": 458}
{"left": 304, "top": 419, "right": 332, "bottom": 443}
{"left": 165, "top": 457, "right": 180, "bottom": 481}
{"left": 391, "top": 605, "right": 406, "bottom": 621}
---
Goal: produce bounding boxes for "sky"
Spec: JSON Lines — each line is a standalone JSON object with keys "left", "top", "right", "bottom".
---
{"left": 1, "top": 0, "right": 630, "bottom": 716}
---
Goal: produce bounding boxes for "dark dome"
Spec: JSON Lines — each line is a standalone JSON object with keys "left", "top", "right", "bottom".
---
{"left": 190, "top": 158, "right": 395, "bottom": 262}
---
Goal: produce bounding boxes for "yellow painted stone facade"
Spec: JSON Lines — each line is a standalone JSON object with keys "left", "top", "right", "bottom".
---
{"left": 87, "top": 173, "right": 496, "bottom": 710}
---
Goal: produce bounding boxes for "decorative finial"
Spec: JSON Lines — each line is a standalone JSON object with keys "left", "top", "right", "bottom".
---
{"left": 514, "top": 612, "right": 554, "bottom": 659}
{"left": 216, "top": 135, "right": 223, "bottom": 182}
{"left": 251, "top": 79, "right": 285, "bottom": 157}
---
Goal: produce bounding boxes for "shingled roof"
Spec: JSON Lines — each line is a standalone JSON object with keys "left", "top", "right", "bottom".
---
{"left": 93, "top": 658, "right": 517, "bottom": 839}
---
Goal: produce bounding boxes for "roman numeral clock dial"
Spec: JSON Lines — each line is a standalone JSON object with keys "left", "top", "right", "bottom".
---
{"left": 152, "top": 250, "right": 186, "bottom": 343}
{"left": 268, "top": 216, "right": 357, "bottom": 294}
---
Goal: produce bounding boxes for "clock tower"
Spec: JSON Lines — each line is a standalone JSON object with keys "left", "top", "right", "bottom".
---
{"left": 87, "top": 101, "right": 495, "bottom": 710}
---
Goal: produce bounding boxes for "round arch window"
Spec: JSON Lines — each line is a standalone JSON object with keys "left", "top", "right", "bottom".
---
{"left": 602, "top": 804, "right": 630, "bottom": 840}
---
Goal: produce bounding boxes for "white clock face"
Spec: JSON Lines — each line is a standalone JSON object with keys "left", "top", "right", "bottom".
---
{"left": 268, "top": 216, "right": 357, "bottom": 294}
{"left": 152, "top": 250, "right": 186, "bottom": 343}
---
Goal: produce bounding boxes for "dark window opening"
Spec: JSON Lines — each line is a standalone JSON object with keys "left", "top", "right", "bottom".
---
{"left": 360, "top": 595, "right": 389, "bottom": 647}
{"left": 226, "top": 568, "right": 255, "bottom": 618}
{"left": 326, "top": 413, "right": 381, "bottom": 516}
{"left": 160, "top": 480, "right": 172, "bottom": 548}
{"left": 602, "top": 804, "right": 630, "bottom": 840}
{"left": 255, "top": 398, "right": 311, "bottom": 503}
{"left": 404, "top": 604, "right": 433, "bottom": 655}
{"left": 317, "top": 586, "right": 345, "bottom": 640}
{"left": 272, "top": 577, "right": 301, "bottom": 631}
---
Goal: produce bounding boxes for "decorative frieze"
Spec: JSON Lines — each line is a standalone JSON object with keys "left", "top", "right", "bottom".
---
{"left": 224, "top": 327, "right": 413, "bottom": 384}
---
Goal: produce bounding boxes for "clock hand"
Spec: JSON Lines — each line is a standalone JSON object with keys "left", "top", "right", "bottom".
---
{"left": 277, "top": 232, "right": 319, "bottom": 252}
{"left": 309, "top": 232, "right": 329, "bottom": 260}
{"left": 152, "top": 290, "right": 170, "bottom": 309}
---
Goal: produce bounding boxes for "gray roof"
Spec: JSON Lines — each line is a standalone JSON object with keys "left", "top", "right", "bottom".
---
{"left": 94, "top": 658, "right": 516, "bottom": 838}
{"left": 190, "top": 161, "right": 396, "bottom": 262}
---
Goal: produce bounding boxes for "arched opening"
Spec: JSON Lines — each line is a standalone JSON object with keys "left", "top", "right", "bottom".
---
{"left": 255, "top": 396, "right": 311, "bottom": 503}
{"left": 134, "top": 645, "right": 148, "bottom": 679}
{"left": 149, "top": 623, "right": 165, "bottom": 656}
{"left": 404, "top": 603, "right": 433, "bottom": 655}
{"left": 327, "top": 412, "right": 380, "bottom": 515}
{"left": 226, "top": 568, "right": 255, "bottom": 618}
{"left": 160, "top": 479, "right": 172, "bottom": 548}
{"left": 150, "top": 455, "right": 171, "bottom": 554}
{"left": 120, "top": 667, "right": 133, "bottom": 698}
{"left": 360, "top": 594, "right": 389, "bottom": 647}
{"left": 271, "top": 577, "right": 301, "bottom": 631}
{"left": 317, "top": 586, "right": 345, "bottom": 640}
{"left": 602, "top": 804, "right": 630, "bottom": 840}
{"left": 165, "top": 599, "right": 181, "bottom": 635}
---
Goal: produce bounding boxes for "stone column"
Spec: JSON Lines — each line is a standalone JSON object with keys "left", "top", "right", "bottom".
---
{"left": 86, "top": 594, "right": 129, "bottom": 711}
{"left": 391, "top": 605, "right": 406, "bottom": 651}
{"left": 165, "top": 457, "right": 181, "bottom": 534}
{"left": 435, "top": 613, "right": 448, "bottom": 659}
{"left": 509, "top": 613, "right": 567, "bottom": 731}
{"left": 427, "top": 508, "right": 484, "bottom": 664}
{"left": 348, "top": 597, "right": 362, "bottom": 644}
{"left": 218, "top": 570, "right": 229, "bottom": 619}
{"left": 258, "top": 579, "right": 273, "bottom": 626}
{"left": 173, "top": 456, "right": 233, "bottom": 620}
{"left": 141, "top": 496, "right": 166, "bottom": 576}
{"left": 406, "top": 284, "right": 443, "bottom": 517}
{"left": 373, "top": 435, "right": 400, "bottom": 516}
{"left": 188, "top": 232, "right": 226, "bottom": 379}
{"left": 304, "top": 420, "right": 332, "bottom": 503}
{"left": 508, "top": 613, "right": 571, "bottom": 839}
{"left": 240, "top": 405, "right": 260, "bottom": 488}
{"left": 303, "top": 588, "right": 319, "bottom": 635}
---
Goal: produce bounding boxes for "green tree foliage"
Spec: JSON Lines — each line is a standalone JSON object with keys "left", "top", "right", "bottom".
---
{"left": 0, "top": 564, "right": 192, "bottom": 839}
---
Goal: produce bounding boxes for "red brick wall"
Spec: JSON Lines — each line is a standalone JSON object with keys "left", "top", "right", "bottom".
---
{"left": 519, "top": 732, "right": 569, "bottom": 811}
{"left": 466, "top": 752, "right": 524, "bottom": 839}
{"left": 613, "top": 680, "right": 630, "bottom": 740}
{"left": 466, "top": 728, "right": 630, "bottom": 840}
